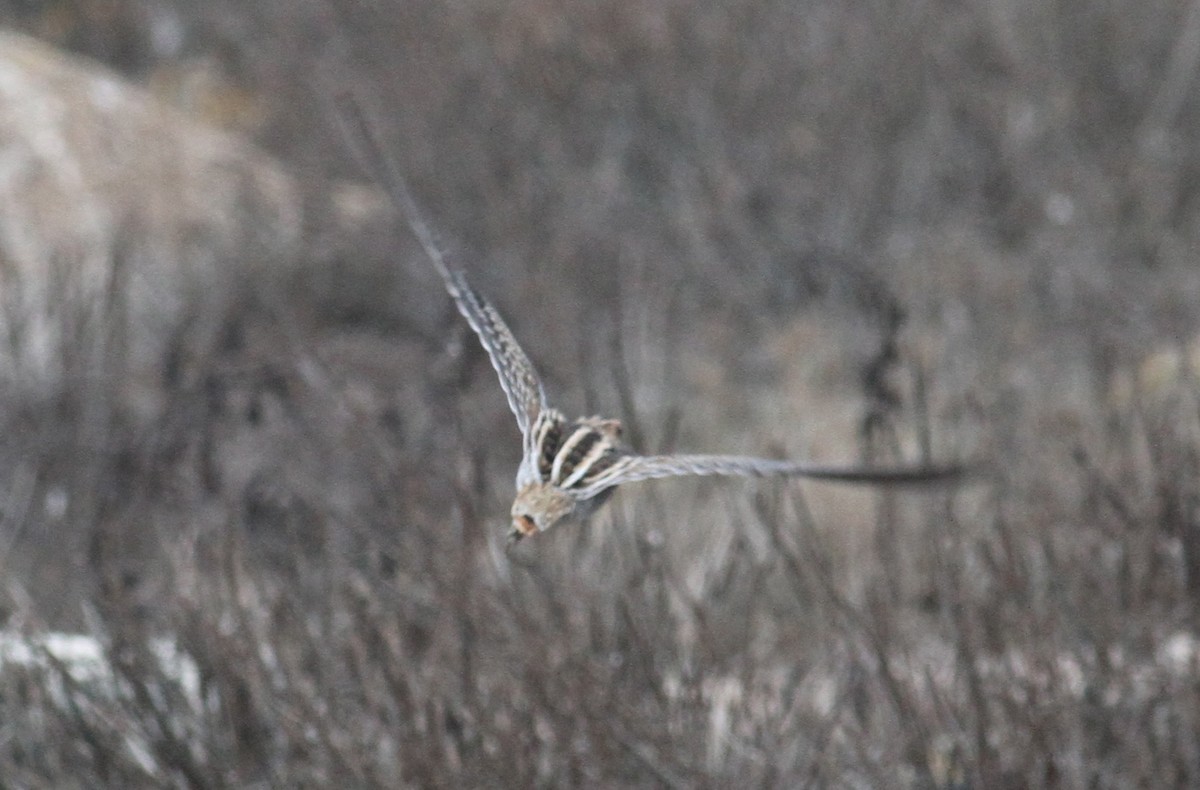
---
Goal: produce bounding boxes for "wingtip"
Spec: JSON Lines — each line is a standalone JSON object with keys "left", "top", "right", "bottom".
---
{"left": 895, "top": 458, "right": 990, "bottom": 485}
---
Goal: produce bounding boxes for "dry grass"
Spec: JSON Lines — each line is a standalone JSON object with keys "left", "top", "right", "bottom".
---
{"left": 2, "top": 0, "right": 1200, "bottom": 786}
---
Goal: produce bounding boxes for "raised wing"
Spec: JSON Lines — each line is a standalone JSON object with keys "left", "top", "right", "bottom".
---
{"left": 333, "top": 104, "right": 546, "bottom": 437}
{"left": 331, "top": 96, "right": 547, "bottom": 436}
{"left": 443, "top": 269, "right": 547, "bottom": 438}
{"left": 570, "top": 453, "right": 967, "bottom": 500}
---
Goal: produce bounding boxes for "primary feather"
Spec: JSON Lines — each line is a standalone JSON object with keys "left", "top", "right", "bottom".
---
{"left": 568, "top": 453, "right": 965, "bottom": 500}
{"left": 441, "top": 270, "right": 546, "bottom": 439}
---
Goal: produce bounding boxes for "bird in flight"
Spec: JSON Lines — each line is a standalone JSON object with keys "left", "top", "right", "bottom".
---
{"left": 338, "top": 107, "right": 965, "bottom": 543}
{"left": 433, "top": 266, "right": 964, "bottom": 543}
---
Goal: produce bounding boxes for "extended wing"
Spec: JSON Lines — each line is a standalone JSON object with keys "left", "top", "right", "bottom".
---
{"left": 442, "top": 269, "right": 547, "bottom": 438}
{"left": 333, "top": 100, "right": 547, "bottom": 437}
{"left": 569, "top": 453, "right": 967, "bottom": 500}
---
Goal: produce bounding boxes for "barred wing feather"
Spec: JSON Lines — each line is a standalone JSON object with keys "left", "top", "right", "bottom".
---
{"left": 571, "top": 453, "right": 965, "bottom": 499}
{"left": 443, "top": 270, "right": 547, "bottom": 438}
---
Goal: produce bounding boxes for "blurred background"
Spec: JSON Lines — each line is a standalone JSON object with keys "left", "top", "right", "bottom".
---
{"left": 1, "top": 0, "right": 1199, "bottom": 786}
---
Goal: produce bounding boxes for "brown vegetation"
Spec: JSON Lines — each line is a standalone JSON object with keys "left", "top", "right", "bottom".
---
{"left": 2, "top": 0, "right": 1200, "bottom": 786}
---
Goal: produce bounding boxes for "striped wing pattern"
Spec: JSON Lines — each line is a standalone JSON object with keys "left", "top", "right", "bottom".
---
{"left": 443, "top": 273, "right": 967, "bottom": 514}
{"left": 566, "top": 453, "right": 965, "bottom": 500}
{"left": 335, "top": 104, "right": 964, "bottom": 518}
{"left": 338, "top": 106, "right": 548, "bottom": 435}
{"left": 443, "top": 269, "right": 547, "bottom": 439}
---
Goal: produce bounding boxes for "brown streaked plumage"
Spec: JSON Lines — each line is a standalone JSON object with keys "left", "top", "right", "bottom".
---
{"left": 429, "top": 269, "right": 966, "bottom": 544}
{"left": 343, "top": 114, "right": 968, "bottom": 543}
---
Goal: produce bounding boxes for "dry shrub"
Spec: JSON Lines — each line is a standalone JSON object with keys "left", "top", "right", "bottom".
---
{"left": 2, "top": 0, "right": 1200, "bottom": 786}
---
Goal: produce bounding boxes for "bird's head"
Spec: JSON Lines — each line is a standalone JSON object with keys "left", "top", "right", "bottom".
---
{"left": 509, "top": 483, "right": 576, "bottom": 543}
